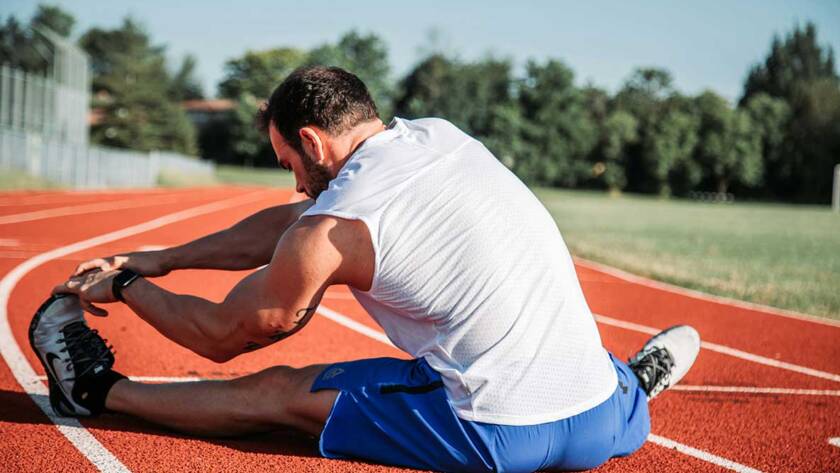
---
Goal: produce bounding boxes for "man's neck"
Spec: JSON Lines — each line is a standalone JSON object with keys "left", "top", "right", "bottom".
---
{"left": 327, "top": 119, "right": 387, "bottom": 175}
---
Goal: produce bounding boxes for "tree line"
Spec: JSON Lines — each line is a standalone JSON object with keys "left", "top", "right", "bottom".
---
{"left": 2, "top": 5, "right": 838, "bottom": 203}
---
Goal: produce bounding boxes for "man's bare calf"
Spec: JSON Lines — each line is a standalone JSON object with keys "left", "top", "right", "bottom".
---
{"left": 105, "top": 364, "right": 337, "bottom": 437}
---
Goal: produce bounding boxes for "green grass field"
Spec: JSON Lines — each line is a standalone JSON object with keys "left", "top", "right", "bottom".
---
{"left": 215, "top": 165, "right": 296, "bottom": 188}
{"left": 3, "top": 166, "right": 837, "bottom": 319}
{"left": 0, "top": 169, "right": 62, "bottom": 190}
{"left": 535, "top": 188, "right": 840, "bottom": 320}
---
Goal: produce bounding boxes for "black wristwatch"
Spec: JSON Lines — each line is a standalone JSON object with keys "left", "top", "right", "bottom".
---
{"left": 112, "top": 269, "right": 141, "bottom": 302}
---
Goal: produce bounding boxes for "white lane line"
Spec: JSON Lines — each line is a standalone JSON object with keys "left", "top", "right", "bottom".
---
{"left": 672, "top": 385, "right": 840, "bottom": 396}
{"left": 36, "top": 374, "right": 838, "bottom": 398}
{"left": 0, "top": 189, "right": 269, "bottom": 472}
{"left": 316, "top": 305, "right": 395, "bottom": 347}
{"left": 576, "top": 257, "right": 840, "bottom": 328}
{"left": 315, "top": 304, "right": 760, "bottom": 472}
{"left": 829, "top": 437, "right": 840, "bottom": 448}
{"left": 36, "top": 375, "right": 203, "bottom": 383}
{"left": 0, "top": 194, "right": 192, "bottom": 225}
{"left": 594, "top": 314, "right": 840, "bottom": 383}
{"left": 0, "top": 188, "right": 179, "bottom": 207}
{"left": 647, "top": 434, "right": 763, "bottom": 473}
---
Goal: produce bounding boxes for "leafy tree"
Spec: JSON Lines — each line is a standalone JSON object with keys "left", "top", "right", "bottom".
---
{"left": 614, "top": 67, "right": 681, "bottom": 193}
{"left": 515, "top": 59, "right": 597, "bottom": 186}
{"left": 308, "top": 31, "right": 393, "bottom": 119}
{"left": 694, "top": 91, "right": 762, "bottom": 194}
{"left": 31, "top": 4, "right": 74, "bottom": 38}
{"left": 0, "top": 16, "right": 41, "bottom": 70}
{"left": 217, "top": 47, "right": 306, "bottom": 99}
{"left": 214, "top": 47, "right": 307, "bottom": 166}
{"left": 79, "top": 18, "right": 196, "bottom": 154}
{"left": 595, "top": 110, "right": 638, "bottom": 192}
{"left": 741, "top": 22, "right": 836, "bottom": 104}
{"left": 643, "top": 109, "right": 700, "bottom": 196}
{"left": 394, "top": 54, "right": 515, "bottom": 142}
{"left": 169, "top": 54, "right": 204, "bottom": 101}
{"left": 741, "top": 93, "right": 790, "bottom": 198}
{"left": 0, "top": 4, "right": 77, "bottom": 73}
{"left": 394, "top": 54, "right": 454, "bottom": 119}
{"left": 741, "top": 22, "right": 839, "bottom": 202}
{"left": 785, "top": 78, "right": 840, "bottom": 201}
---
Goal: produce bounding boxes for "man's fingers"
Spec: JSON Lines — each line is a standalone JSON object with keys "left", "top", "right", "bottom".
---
{"left": 81, "top": 299, "right": 108, "bottom": 317}
{"left": 52, "top": 283, "right": 76, "bottom": 296}
{"left": 73, "top": 258, "right": 108, "bottom": 276}
{"left": 72, "top": 256, "right": 124, "bottom": 277}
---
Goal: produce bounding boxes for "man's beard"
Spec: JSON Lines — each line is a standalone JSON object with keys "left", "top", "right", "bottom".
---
{"left": 300, "top": 151, "right": 332, "bottom": 199}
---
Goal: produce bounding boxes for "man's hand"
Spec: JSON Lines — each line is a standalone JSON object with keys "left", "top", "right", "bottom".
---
{"left": 53, "top": 269, "right": 121, "bottom": 317}
{"left": 73, "top": 251, "right": 171, "bottom": 278}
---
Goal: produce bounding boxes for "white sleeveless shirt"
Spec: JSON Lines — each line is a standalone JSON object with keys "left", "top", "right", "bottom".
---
{"left": 302, "top": 117, "right": 617, "bottom": 425}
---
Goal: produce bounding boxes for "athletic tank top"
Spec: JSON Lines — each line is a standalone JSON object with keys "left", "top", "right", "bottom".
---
{"left": 302, "top": 117, "right": 617, "bottom": 425}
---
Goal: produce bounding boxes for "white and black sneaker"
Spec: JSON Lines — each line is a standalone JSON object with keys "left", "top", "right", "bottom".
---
{"left": 29, "top": 294, "right": 125, "bottom": 417}
{"left": 628, "top": 325, "right": 700, "bottom": 400}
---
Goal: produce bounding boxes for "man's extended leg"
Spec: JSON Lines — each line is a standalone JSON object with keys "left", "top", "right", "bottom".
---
{"left": 105, "top": 364, "right": 337, "bottom": 437}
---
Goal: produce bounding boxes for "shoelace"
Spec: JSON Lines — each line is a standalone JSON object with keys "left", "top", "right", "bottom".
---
{"left": 58, "top": 322, "right": 115, "bottom": 380}
{"left": 631, "top": 346, "right": 674, "bottom": 396}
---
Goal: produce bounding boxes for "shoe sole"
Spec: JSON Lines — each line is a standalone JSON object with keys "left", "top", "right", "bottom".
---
{"left": 28, "top": 294, "right": 77, "bottom": 417}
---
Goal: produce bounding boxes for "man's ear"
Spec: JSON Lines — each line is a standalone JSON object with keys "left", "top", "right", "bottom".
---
{"left": 299, "top": 127, "right": 326, "bottom": 163}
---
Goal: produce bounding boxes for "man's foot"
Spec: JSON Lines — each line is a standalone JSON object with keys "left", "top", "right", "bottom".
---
{"left": 29, "top": 294, "right": 125, "bottom": 417}
{"left": 628, "top": 325, "right": 700, "bottom": 400}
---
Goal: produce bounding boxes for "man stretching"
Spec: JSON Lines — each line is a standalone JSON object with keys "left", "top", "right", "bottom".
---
{"left": 31, "top": 66, "right": 700, "bottom": 472}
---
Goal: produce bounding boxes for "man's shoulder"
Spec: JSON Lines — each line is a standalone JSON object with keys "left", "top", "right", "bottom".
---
{"left": 289, "top": 214, "right": 374, "bottom": 290}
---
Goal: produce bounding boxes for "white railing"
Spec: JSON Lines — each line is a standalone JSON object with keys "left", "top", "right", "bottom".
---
{"left": 0, "top": 64, "right": 89, "bottom": 146}
{"left": 0, "top": 126, "right": 214, "bottom": 188}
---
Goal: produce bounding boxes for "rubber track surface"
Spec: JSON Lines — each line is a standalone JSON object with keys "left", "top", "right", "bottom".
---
{"left": 0, "top": 187, "right": 837, "bottom": 472}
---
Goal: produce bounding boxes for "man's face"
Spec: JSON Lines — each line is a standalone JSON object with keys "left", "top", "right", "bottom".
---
{"left": 268, "top": 125, "right": 332, "bottom": 199}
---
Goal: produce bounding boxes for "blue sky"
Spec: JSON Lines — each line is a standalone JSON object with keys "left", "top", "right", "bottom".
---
{"left": 3, "top": 1, "right": 839, "bottom": 101}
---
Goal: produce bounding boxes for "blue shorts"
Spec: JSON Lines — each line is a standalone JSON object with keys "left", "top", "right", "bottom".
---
{"left": 311, "top": 353, "right": 650, "bottom": 473}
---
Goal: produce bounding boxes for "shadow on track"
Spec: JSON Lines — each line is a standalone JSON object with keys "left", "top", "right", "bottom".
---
{"left": 0, "top": 389, "right": 321, "bottom": 458}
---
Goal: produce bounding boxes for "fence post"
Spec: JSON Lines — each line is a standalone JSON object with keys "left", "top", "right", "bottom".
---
{"left": 833, "top": 163, "right": 840, "bottom": 213}
{"left": 149, "top": 151, "right": 160, "bottom": 187}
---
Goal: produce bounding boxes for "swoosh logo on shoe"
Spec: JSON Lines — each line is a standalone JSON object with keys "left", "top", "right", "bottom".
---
{"left": 43, "top": 351, "right": 76, "bottom": 414}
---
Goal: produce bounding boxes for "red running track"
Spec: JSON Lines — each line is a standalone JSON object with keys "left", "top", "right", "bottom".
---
{"left": 0, "top": 186, "right": 837, "bottom": 472}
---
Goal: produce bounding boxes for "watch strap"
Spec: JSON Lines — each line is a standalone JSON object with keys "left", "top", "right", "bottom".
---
{"left": 112, "top": 269, "right": 141, "bottom": 302}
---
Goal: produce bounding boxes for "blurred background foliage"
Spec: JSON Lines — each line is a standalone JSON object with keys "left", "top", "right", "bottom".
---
{"left": 2, "top": 4, "right": 838, "bottom": 204}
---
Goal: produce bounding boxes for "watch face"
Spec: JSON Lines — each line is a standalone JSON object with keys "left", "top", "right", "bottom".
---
{"left": 113, "top": 270, "right": 140, "bottom": 301}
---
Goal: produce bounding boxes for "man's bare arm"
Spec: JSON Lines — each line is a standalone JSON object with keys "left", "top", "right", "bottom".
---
{"left": 73, "top": 199, "right": 313, "bottom": 277}
{"left": 160, "top": 199, "right": 314, "bottom": 271}
{"left": 56, "top": 215, "right": 374, "bottom": 362}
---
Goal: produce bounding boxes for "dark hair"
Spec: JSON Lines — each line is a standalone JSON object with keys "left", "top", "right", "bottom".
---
{"left": 258, "top": 66, "right": 379, "bottom": 153}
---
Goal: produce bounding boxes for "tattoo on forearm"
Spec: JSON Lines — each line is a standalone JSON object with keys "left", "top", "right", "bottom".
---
{"left": 268, "top": 306, "right": 316, "bottom": 342}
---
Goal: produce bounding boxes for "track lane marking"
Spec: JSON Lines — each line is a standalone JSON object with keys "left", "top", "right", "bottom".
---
{"left": 829, "top": 438, "right": 840, "bottom": 448}
{"left": 0, "top": 189, "right": 271, "bottom": 473}
{"left": 576, "top": 257, "right": 840, "bottom": 328}
{"left": 647, "top": 434, "right": 762, "bottom": 473}
{"left": 314, "top": 304, "right": 763, "bottom": 472}
{"left": 0, "top": 188, "right": 176, "bottom": 207}
{"left": 35, "top": 375, "right": 839, "bottom": 398}
{"left": 595, "top": 314, "right": 840, "bottom": 383}
{"left": 317, "top": 306, "right": 395, "bottom": 347}
{"left": 0, "top": 193, "right": 199, "bottom": 225}
{"left": 671, "top": 385, "right": 840, "bottom": 396}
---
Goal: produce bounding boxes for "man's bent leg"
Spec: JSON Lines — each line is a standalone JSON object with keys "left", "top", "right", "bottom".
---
{"left": 105, "top": 364, "right": 337, "bottom": 437}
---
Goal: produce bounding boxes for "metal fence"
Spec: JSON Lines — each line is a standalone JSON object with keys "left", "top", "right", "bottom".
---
{"left": 0, "top": 126, "right": 215, "bottom": 188}
{"left": 0, "top": 63, "right": 89, "bottom": 146}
